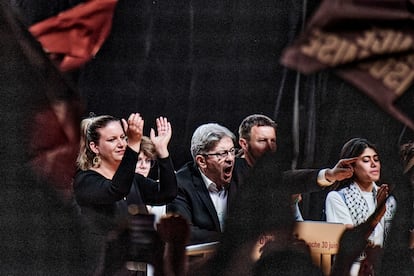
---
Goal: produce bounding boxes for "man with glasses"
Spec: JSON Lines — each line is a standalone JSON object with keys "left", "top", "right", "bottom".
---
{"left": 167, "top": 123, "right": 238, "bottom": 245}
{"left": 168, "top": 120, "right": 355, "bottom": 245}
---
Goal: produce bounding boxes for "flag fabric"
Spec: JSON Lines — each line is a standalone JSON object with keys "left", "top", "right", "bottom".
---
{"left": 281, "top": 0, "right": 414, "bottom": 130}
{"left": 29, "top": 0, "right": 118, "bottom": 72}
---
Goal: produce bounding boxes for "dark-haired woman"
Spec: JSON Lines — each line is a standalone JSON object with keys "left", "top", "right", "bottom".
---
{"left": 325, "top": 138, "right": 396, "bottom": 276}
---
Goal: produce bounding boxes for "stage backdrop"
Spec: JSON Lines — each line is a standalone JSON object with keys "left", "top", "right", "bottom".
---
{"left": 11, "top": 0, "right": 414, "bottom": 219}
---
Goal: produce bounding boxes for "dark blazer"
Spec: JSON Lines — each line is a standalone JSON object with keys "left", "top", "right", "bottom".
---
{"left": 234, "top": 157, "right": 325, "bottom": 193}
{"left": 167, "top": 161, "right": 238, "bottom": 245}
{"left": 74, "top": 151, "right": 177, "bottom": 238}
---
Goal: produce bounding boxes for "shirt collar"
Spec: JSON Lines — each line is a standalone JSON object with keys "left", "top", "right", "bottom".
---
{"left": 199, "top": 169, "right": 223, "bottom": 193}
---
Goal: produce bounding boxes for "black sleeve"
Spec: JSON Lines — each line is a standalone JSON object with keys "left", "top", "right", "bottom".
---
{"left": 282, "top": 169, "right": 322, "bottom": 194}
{"left": 74, "top": 146, "right": 138, "bottom": 204}
{"left": 137, "top": 156, "right": 177, "bottom": 205}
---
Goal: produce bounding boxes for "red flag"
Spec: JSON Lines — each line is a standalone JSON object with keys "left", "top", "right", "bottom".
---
{"left": 29, "top": 0, "right": 118, "bottom": 72}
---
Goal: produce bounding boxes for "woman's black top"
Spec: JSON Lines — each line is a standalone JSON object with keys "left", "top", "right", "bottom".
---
{"left": 74, "top": 146, "right": 177, "bottom": 236}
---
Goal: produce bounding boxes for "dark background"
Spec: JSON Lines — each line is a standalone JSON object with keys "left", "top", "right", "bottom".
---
{"left": 3, "top": 0, "right": 414, "bottom": 274}
{"left": 75, "top": 0, "right": 413, "bottom": 219}
{"left": 8, "top": 0, "right": 414, "bottom": 219}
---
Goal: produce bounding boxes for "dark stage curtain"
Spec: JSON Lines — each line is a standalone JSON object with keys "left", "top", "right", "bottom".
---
{"left": 77, "top": 0, "right": 412, "bottom": 220}
{"left": 9, "top": 0, "right": 414, "bottom": 218}
{"left": 3, "top": 0, "right": 414, "bottom": 274}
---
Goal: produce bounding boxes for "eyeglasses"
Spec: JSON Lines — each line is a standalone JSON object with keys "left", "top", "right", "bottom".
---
{"left": 202, "top": 148, "right": 237, "bottom": 160}
{"left": 137, "top": 158, "right": 156, "bottom": 168}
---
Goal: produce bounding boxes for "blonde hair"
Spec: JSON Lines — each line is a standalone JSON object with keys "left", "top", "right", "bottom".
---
{"left": 140, "top": 136, "right": 156, "bottom": 159}
{"left": 76, "top": 115, "right": 120, "bottom": 170}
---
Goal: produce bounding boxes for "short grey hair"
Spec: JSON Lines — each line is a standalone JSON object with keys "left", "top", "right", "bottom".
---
{"left": 190, "top": 123, "right": 236, "bottom": 159}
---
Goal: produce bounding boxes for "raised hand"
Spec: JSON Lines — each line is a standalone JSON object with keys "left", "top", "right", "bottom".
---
{"left": 122, "top": 113, "right": 144, "bottom": 153}
{"left": 332, "top": 198, "right": 388, "bottom": 276}
{"left": 325, "top": 157, "right": 358, "bottom": 182}
{"left": 331, "top": 222, "right": 370, "bottom": 276}
{"left": 150, "top": 116, "right": 172, "bottom": 158}
{"left": 376, "top": 184, "right": 389, "bottom": 205}
{"left": 370, "top": 184, "right": 389, "bottom": 231}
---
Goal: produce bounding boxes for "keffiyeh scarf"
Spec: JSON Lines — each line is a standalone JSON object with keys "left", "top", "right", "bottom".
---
{"left": 342, "top": 184, "right": 371, "bottom": 226}
{"left": 340, "top": 183, "right": 396, "bottom": 236}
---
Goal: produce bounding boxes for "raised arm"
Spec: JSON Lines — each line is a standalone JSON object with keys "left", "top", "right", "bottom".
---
{"left": 122, "top": 112, "right": 144, "bottom": 153}
{"left": 324, "top": 157, "right": 358, "bottom": 183}
{"left": 150, "top": 116, "right": 172, "bottom": 159}
{"left": 138, "top": 116, "right": 177, "bottom": 204}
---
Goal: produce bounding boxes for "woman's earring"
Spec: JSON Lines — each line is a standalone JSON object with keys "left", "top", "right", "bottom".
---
{"left": 93, "top": 155, "right": 101, "bottom": 167}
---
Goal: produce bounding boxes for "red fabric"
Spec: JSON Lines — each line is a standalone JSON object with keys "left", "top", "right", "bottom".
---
{"left": 29, "top": 0, "right": 118, "bottom": 72}
{"left": 281, "top": 0, "right": 414, "bottom": 130}
{"left": 29, "top": 105, "right": 81, "bottom": 199}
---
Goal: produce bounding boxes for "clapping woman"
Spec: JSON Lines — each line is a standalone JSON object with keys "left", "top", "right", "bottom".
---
{"left": 73, "top": 113, "right": 177, "bottom": 273}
